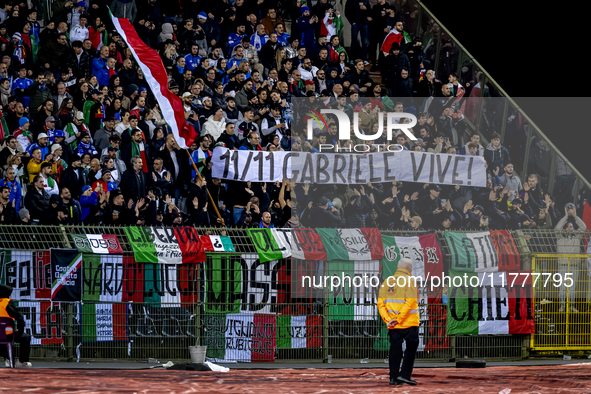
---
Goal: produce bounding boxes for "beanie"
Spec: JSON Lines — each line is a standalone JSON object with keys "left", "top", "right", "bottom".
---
{"left": 19, "top": 117, "right": 30, "bottom": 128}
{"left": 19, "top": 208, "right": 29, "bottom": 220}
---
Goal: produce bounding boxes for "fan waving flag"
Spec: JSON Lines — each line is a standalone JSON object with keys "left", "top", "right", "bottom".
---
{"left": 109, "top": 10, "right": 196, "bottom": 148}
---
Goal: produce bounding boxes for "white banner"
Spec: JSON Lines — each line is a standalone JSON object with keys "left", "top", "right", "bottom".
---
{"left": 210, "top": 148, "right": 487, "bottom": 187}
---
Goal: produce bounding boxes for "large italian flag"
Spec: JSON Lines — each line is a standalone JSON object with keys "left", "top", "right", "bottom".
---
{"left": 446, "top": 271, "right": 535, "bottom": 335}
{"left": 109, "top": 10, "right": 196, "bottom": 148}
{"left": 444, "top": 231, "right": 520, "bottom": 272}
{"left": 248, "top": 228, "right": 292, "bottom": 262}
{"left": 276, "top": 315, "right": 321, "bottom": 349}
{"left": 124, "top": 226, "right": 206, "bottom": 264}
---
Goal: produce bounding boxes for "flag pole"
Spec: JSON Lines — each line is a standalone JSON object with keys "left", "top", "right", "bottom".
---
{"left": 186, "top": 149, "right": 225, "bottom": 227}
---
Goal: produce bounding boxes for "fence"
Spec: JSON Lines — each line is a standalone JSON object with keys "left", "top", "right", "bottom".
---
{"left": 530, "top": 254, "right": 591, "bottom": 351}
{"left": 2, "top": 225, "right": 591, "bottom": 363}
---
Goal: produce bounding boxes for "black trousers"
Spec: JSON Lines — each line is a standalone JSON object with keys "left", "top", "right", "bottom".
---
{"left": 388, "top": 326, "right": 419, "bottom": 380}
{"left": 1, "top": 333, "right": 31, "bottom": 363}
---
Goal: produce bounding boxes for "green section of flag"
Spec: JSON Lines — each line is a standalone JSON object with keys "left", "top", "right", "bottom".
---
{"left": 82, "top": 303, "right": 97, "bottom": 342}
{"left": 446, "top": 271, "right": 479, "bottom": 335}
{"left": 204, "top": 313, "right": 227, "bottom": 359}
{"left": 144, "top": 263, "right": 161, "bottom": 305}
{"left": 248, "top": 228, "right": 283, "bottom": 263}
{"left": 82, "top": 254, "right": 101, "bottom": 302}
{"left": 316, "top": 228, "right": 349, "bottom": 261}
{"left": 327, "top": 260, "right": 354, "bottom": 321}
{"left": 125, "top": 227, "right": 158, "bottom": 264}
{"left": 276, "top": 315, "right": 292, "bottom": 349}
{"left": 71, "top": 234, "right": 93, "bottom": 253}
{"left": 444, "top": 232, "right": 477, "bottom": 272}
{"left": 205, "top": 255, "right": 242, "bottom": 313}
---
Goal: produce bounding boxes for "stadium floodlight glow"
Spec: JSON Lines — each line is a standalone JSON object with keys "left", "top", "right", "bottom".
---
{"left": 306, "top": 109, "right": 418, "bottom": 141}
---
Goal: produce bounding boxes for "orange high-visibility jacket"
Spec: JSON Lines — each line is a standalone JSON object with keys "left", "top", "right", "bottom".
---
{"left": 377, "top": 267, "right": 420, "bottom": 329}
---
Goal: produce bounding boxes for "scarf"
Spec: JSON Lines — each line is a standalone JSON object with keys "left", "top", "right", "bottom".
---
{"left": 14, "top": 127, "right": 33, "bottom": 143}
{"left": 131, "top": 140, "right": 148, "bottom": 173}
{"left": 11, "top": 33, "right": 26, "bottom": 64}
{"left": 0, "top": 84, "right": 10, "bottom": 105}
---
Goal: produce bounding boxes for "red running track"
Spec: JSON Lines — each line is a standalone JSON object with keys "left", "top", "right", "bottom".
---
{"left": 1, "top": 364, "right": 591, "bottom": 393}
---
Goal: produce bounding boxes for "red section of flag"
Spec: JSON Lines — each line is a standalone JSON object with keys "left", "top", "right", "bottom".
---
{"left": 277, "top": 260, "right": 313, "bottom": 315}
{"left": 112, "top": 303, "right": 127, "bottom": 341}
{"left": 39, "top": 301, "right": 64, "bottom": 345}
{"left": 305, "top": 315, "right": 322, "bottom": 348}
{"left": 293, "top": 228, "right": 327, "bottom": 261}
{"left": 114, "top": 17, "right": 196, "bottom": 148}
{"left": 174, "top": 226, "right": 206, "bottom": 263}
{"left": 179, "top": 263, "right": 200, "bottom": 306}
{"left": 419, "top": 233, "right": 444, "bottom": 279}
{"left": 490, "top": 230, "right": 521, "bottom": 272}
{"left": 359, "top": 228, "right": 385, "bottom": 260}
{"left": 507, "top": 271, "right": 535, "bottom": 334}
{"left": 103, "top": 234, "right": 124, "bottom": 254}
{"left": 251, "top": 314, "right": 276, "bottom": 362}
{"left": 35, "top": 251, "right": 51, "bottom": 299}
{"left": 122, "top": 256, "right": 144, "bottom": 303}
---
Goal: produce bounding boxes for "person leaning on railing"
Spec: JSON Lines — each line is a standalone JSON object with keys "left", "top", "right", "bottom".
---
{"left": 554, "top": 203, "right": 586, "bottom": 313}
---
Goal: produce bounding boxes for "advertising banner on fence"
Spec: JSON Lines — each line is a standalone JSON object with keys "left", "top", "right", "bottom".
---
{"left": 211, "top": 148, "right": 487, "bottom": 187}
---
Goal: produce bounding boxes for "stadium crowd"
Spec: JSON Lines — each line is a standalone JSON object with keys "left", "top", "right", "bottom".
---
{"left": 0, "top": 0, "right": 581, "bottom": 232}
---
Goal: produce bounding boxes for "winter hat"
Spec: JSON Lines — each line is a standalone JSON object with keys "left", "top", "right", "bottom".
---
{"left": 198, "top": 12, "right": 207, "bottom": 20}
{"left": 50, "top": 194, "right": 61, "bottom": 204}
{"left": 128, "top": 84, "right": 139, "bottom": 95}
{"left": 82, "top": 185, "right": 92, "bottom": 193}
{"left": 19, "top": 117, "right": 29, "bottom": 127}
{"left": 18, "top": 208, "right": 29, "bottom": 220}
{"left": 301, "top": 6, "right": 310, "bottom": 13}
{"left": 390, "top": 42, "right": 400, "bottom": 51}
{"left": 51, "top": 144, "right": 62, "bottom": 154}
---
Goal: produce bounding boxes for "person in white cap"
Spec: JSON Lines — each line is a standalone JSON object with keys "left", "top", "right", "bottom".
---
{"left": 26, "top": 132, "right": 50, "bottom": 160}
{"left": 65, "top": 111, "right": 92, "bottom": 147}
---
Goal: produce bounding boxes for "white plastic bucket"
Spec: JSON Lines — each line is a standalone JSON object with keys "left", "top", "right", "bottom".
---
{"left": 189, "top": 346, "right": 207, "bottom": 363}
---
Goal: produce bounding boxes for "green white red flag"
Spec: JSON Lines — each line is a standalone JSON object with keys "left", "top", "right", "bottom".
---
{"left": 109, "top": 10, "right": 196, "bottom": 148}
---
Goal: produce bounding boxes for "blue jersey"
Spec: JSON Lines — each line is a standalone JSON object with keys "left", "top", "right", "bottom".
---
{"left": 12, "top": 77, "right": 33, "bottom": 107}
{"left": 184, "top": 54, "right": 202, "bottom": 71}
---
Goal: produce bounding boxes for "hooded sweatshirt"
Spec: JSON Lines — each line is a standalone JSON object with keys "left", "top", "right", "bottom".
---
{"left": 484, "top": 142, "right": 511, "bottom": 174}
{"left": 202, "top": 115, "right": 227, "bottom": 141}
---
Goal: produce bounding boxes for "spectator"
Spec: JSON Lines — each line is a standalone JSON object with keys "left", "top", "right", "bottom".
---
{"left": 484, "top": 133, "right": 511, "bottom": 176}
{"left": 24, "top": 175, "right": 50, "bottom": 222}
{"left": 121, "top": 155, "right": 147, "bottom": 201}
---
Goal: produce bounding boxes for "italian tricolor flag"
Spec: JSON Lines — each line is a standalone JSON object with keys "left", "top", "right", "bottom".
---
{"left": 315, "top": 228, "right": 384, "bottom": 261}
{"left": 248, "top": 228, "right": 291, "bottom": 263}
{"left": 276, "top": 315, "right": 321, "bottom": 349}
{"left": 109, "top": 10, "right": 196, "bottom": 148}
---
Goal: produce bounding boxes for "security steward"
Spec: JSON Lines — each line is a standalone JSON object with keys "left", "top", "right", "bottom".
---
{"left": 377, "top": 258, "right": 419, "bottom": 385}
{"left": 1, "top": 284, "right": 32, "bottom": 367}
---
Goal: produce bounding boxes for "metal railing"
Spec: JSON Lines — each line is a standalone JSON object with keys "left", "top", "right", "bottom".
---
{"left": 4, "top": 226, "right": 591, "bottom": 362}
{"left": 408, "top": 0, "right": 591, "bottom": 203}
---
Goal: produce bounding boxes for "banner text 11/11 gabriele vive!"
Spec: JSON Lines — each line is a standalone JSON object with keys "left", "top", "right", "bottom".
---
{"left": 211, "top": 147, "right": 487, "bottom": 187}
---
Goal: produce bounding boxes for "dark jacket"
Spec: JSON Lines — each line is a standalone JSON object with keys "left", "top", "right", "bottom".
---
{"left": 484, "top": 143, "right": 511, "bottom": 176}
{"left": 120, "top": 169, "right": 147, "bottom": 201}
{"left": 24, "top": 187, "right": 50, "bottom": 222}
{"left": 307, "top": 206, "right": 345, "bottom": 228}
{"left": 60, "top": 166, "right": 90, "bottom": 200}
{"left": 0, "top": 284, "right": 25, "bottom": 336}
{"left": 217, "top": 131, "right": 241, "bottom": 150}
{"left": 67, "top": 50, "right": 91, "bottom": 80}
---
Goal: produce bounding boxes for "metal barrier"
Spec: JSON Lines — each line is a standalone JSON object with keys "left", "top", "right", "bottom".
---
{"left": 4, "top": 226, "right": 591, "bottom": 362}
{"left": 531, "top": 254, "right": 591, "bottom": 351}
